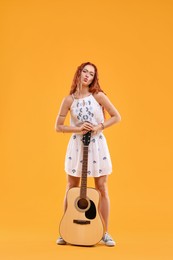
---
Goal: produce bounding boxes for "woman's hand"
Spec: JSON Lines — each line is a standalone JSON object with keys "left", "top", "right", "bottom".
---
{"left": 78, "top": 122, "right": 93, "bottom": 134}
{"left": 92, "top": 124, "right": 102, "bottom": 135}
{"left": 78, "top": 122, "right": 103, "bottom": 135}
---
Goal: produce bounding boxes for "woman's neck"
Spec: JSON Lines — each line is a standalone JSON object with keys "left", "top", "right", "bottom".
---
{"left": 81, "top": 85, "right": 90, "bottom": 93}
{"left": 75, "top": 85, "right": 90, "bottom": 98}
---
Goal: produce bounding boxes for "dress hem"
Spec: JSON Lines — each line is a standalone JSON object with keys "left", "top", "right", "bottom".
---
{"left": 64, "top": 169, "right": 112, "bottom": 178}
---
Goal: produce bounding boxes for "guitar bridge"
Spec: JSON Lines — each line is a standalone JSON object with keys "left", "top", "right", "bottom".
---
{"left": 73, "top": 220, "right": 90, "bottom": 225}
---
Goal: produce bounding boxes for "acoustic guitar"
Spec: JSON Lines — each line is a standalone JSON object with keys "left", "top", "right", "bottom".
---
{"left": 59, "top": 131, "right": 105, "bottom": 246}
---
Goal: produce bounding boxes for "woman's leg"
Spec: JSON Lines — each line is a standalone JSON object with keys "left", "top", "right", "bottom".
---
{"left": 94, "top": 175, "right": 110, "bottom": 232}
{"left": 63, "top": 175, "right": 80, "bottom": 212}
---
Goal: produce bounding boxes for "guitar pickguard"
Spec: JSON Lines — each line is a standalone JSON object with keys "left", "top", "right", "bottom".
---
{"left": 85, "top": 200, "right": 96, "bottom": 220}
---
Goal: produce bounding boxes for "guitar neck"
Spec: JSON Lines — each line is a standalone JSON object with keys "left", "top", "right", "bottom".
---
{"left": 80, "top": 146, "right": 89, "bottom": 199}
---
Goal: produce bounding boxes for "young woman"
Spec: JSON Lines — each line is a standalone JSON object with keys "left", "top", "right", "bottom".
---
{"left": 55, "top": 62, "right": 121, "bottom": 246}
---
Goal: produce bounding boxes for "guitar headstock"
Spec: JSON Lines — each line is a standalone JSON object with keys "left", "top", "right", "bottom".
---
{"left": 82, "top": 131, "right": 91, "bottom": 146}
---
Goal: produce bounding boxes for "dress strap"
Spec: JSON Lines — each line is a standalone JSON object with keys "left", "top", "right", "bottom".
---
{"left": 71, "top": 94, "right": 75, "bottom": 100}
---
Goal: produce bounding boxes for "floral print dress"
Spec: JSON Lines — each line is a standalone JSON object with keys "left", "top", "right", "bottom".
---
{"left": 64, "top": 94, "right": 112, "bottom": 177}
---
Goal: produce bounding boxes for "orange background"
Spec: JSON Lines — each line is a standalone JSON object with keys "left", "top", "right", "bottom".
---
{"left": 0, "top": 0, "right": 173, "bottom": 259}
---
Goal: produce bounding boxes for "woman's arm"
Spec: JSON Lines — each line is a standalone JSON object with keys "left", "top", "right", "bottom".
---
{"left": 55, "top": 96, "right": 93, "bottom": 134}
{"left": 93, "top": 92, "right": 121, "bottom": 131}
{"left": 55, "top": 95, "right": 78, "bottom": 133}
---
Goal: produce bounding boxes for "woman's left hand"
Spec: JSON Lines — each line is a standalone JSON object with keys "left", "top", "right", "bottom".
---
{"left": 92, "top": 124, "right": 102, "bottom": 135}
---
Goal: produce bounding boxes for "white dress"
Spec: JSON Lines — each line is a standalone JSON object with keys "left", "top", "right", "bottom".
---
{"left": 65, "top": 94, "right": 112, "bottom": 177}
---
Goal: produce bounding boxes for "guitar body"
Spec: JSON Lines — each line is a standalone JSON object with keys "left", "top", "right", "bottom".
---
{"left": 59, "top": 187, "right": 105, "bottom": 246}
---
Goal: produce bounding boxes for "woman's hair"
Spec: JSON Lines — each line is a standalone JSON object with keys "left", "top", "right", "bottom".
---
{"left": 69, "top": 62, "right": 105, "bottom": 95}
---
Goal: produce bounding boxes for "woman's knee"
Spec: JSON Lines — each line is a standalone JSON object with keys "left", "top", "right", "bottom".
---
{"left": 94, "top": 176, "right": 109, "bottom": 197}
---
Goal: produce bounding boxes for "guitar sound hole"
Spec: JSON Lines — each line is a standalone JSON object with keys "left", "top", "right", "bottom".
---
{"left": 77, "top": 198, "right": 89, "bottom": 210}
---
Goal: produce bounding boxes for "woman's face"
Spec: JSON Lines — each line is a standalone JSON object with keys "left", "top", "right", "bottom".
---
{"left": 80, "top": 65, "right": 95, "bottom": 86}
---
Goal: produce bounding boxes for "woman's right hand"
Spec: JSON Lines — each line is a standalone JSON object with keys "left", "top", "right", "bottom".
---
{"left": 78, "top": 122, "right": 93, "bottom": 134}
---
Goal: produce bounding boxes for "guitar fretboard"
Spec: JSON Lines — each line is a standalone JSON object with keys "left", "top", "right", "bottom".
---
{"left": 80, "top": 146, "right": 89, "bottom": 199}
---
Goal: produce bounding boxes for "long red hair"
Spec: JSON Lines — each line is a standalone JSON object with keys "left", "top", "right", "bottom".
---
{"left": 69, "top": 62, "right": 105, "bottom": 95}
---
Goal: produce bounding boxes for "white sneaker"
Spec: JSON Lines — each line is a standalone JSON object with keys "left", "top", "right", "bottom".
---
{"left": 102, "top": 232, "right": 116, "bottom": 246}
{"left": 56, "top": 236, "right": 66, "bottom": 245}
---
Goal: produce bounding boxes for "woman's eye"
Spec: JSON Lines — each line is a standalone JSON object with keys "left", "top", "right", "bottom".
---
{"left": 82, "top": 70, "right": 94, "bottom": 77}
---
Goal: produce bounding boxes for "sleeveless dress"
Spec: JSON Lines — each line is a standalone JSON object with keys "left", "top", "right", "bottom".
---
{"left": 64, "top": 94, "right": 112, "bottom": 177}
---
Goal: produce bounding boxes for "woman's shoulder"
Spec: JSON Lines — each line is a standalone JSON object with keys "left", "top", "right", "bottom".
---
{"left": 62, "top": 95, "right": 74, "bottom": 107}
{"left": 93, "top": 92, "right": 106, "bottom": 102}
{"left": 63, "top": 94, "right": 74, "bottom": 101}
